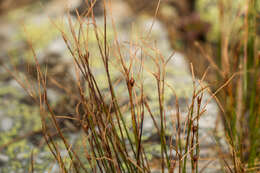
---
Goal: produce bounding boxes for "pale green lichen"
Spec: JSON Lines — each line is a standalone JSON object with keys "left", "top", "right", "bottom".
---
{"left": 0, "top": 82, "right": 50, "bottom": 172}
{"left": 0, "top": 86, "right": 23, "bottom": 98}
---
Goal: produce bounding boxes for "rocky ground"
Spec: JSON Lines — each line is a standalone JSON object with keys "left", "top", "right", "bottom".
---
{"left": 0, "top": 0, "right": 225, "bottom": 172}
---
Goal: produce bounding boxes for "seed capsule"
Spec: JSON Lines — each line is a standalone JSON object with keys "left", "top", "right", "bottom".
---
{"left": 129, "top": 78, "right": 135, "bottom": 87}
{"left": 193, "top": 155, "right": 199, "bottom": 162}
{"left": 192, "top": 125, "right": 198, "bottom": 132}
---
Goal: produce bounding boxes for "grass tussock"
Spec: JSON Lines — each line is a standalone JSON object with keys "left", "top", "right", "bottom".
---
{"left": 4, "top": 0, "right": 260, "bottom": 172}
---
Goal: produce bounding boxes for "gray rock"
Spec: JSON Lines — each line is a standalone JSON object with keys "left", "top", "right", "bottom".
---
{"left": 1, "top": 117, "right": 13, "bottom": 131}
{"left": 0, "top": 154, "right": 9, "bottom": 163}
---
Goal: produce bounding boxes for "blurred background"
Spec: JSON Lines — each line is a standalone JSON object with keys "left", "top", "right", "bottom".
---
{"left": 0, "top": 0, "right": 259, "bottom": 172}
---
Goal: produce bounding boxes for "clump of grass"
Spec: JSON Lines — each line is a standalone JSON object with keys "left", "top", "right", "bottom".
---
{"left": 210, "top": 1, "right": 259, "bottom": 171}
{"left": 179, "top": 0, "right": 259, "bottom": 171}
{"left": 4, "top": 0, "right": 225, "bottom": 172}
{"left": 7, "top": 0, "right": 260, "bottom": 172}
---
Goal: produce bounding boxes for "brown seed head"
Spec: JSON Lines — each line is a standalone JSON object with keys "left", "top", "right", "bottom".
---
{"left": 129, "top": 78, "right": 135, "bottom": 87}
{"left": 192, "top": 125, "right": 198, "bottom": 132}
{"left": 193, "top": 155, "right": 199, "bottom": 162}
